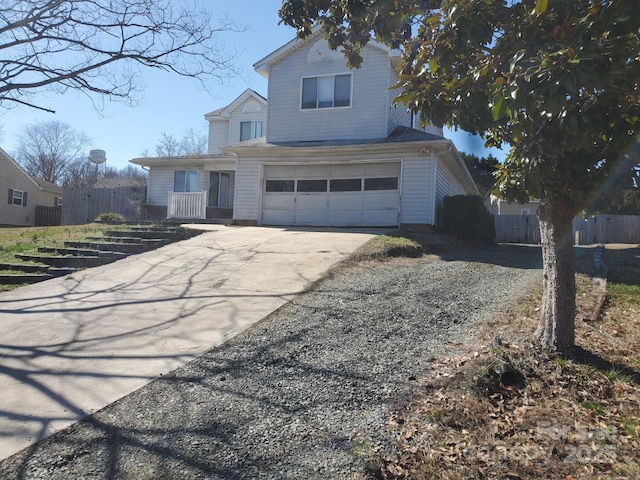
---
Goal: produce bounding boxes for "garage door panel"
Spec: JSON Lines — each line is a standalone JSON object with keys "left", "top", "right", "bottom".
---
{"left": 363, "top": 209, "right": 398, "bottom": 226}
{"left": 364, "top": 162, "right": 401, "bottom": 176}
{"left": 296, "top": 164, "right": 329, "bottom": 177}
{"left": 330, "top": 164, "right": 364, "bottom": 177}
{"left": 363, "top": 192, "right": 400, "bottom": 208}
{"left": 296, "top": 209, "right": 330, "bottom": 225}
{"left": 261, "top": 162, "right": 400, "bottom": 227}
{"left": 264, "top": 165, "right": 294, "bottom": 178}
{"left": 295, "top": 194, "right": 329, "bottom": 209}
{"left": 328, "top": 193, "right": 364, "bottom": 209}
{"left": 329, "top": 209, "right": 364, "bottom": 226}
{"left": 262, "top": 209, "right": 296, "bottom": 225}
{"left": 262, "top": 194, "right": 296, "bottom": 209}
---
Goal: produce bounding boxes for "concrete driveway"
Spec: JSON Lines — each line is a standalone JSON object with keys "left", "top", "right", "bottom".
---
{"left": 0, "top": 225, "right": 379, "bottom": 460}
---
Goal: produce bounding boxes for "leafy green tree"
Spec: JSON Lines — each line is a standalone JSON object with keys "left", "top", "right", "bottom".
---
{"left": 460, "top": 152, "right": 500, "bottom": 199}
{"left": 587, "top": 144, "right": 640, "bottom": 214}
{"left": 280, "top": 0, "right": 640, "bottom": 355}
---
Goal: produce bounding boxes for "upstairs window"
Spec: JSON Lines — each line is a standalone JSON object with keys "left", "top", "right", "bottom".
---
{"left": 8, "top": 188, "right": 27, "bottom": 206}
{"left": 301, "top": 74, "right": 351, "bottom": 109}
{"left": 240, "top": 121, "right": 263, "bottom": 141}
{"left": 174, "top": 170, "right": 198, "bottom": 192}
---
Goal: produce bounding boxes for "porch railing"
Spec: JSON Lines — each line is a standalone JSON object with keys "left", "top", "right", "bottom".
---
{"left": 167, "top": 191, "right": 207, "bottom": 220}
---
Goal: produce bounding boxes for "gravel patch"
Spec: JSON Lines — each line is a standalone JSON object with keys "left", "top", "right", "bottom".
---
{"left": 0, "top": 249, "right": 541, "bottom": 479}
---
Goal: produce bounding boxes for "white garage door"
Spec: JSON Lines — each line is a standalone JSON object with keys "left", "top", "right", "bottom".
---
{"left": 261, "top": 162, "right": 400, "bottom": 226}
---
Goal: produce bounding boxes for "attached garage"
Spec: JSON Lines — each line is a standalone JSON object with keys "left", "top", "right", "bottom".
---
{"left": 261, "top": 162, "right": 401, "bottom": 227}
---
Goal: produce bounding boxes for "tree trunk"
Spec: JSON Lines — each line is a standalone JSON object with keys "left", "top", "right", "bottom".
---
{"left": 535, "top": 198, "right": 576, "bottom": 356}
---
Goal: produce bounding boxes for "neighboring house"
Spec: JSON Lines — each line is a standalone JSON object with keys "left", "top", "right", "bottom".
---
{"left": 31, "top": 177, "right": 63, "bottom": 208}
{"left": 0, "top": 147, "right": 62, "bottom": 227}
{"left": 131, "top": 29, "right": 477, "bottom": 227}
{"left": 490, "top": 195, "right": 540, "bottom": 216}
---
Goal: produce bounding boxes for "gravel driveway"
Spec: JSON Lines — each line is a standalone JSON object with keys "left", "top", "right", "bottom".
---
{"left": 0, "top": 246, "right": 541, "bottom": 479}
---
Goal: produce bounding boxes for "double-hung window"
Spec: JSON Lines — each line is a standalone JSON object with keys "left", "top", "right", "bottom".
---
{"left": 301, "top": 74, "right": 351, "bottom": 109}
{"left": 174, "top": 170, "right": 198, "bottom": 192}
{"left": 8, "top": 188, "right": 26, "bottom": 206}
{"left": 240, "top": 121, "right": 263, "bottom": 141}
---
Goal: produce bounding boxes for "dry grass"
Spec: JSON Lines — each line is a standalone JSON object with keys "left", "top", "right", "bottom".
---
{"left": 364, "top": 243, "right": 640, "bottom": 480}
{"left": 0, "top": 223, "right": 134, "bottom": 291}
{"left": 0, "top": 223, "right": 135, "bottom": 264}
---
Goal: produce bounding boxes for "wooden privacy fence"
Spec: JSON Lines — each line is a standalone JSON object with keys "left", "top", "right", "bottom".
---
{"left": 61, "top": 186, "right": 146, "bottom": 225}
{"left": 35, "top": 206, "right": 62, "bottom": 226}
{"left": 494, "top": 214, "right": 640, "bottom": 245}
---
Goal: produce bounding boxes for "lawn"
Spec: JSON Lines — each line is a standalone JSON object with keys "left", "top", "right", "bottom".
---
{"left": 0, "top": 223, "right": 133, "bottom": 290}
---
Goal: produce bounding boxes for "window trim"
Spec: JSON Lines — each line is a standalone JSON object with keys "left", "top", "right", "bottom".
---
{"left": 173, "top": 170, "right": 199, "bottom": 193}
{"left": 8, "top": 188, "right": 26, "bottom": 206}
{"left": 300, "top": 73, "right": 353, "bottom": 111}
{"left": 240, "top": 120, "right": 263, "bottom": 142}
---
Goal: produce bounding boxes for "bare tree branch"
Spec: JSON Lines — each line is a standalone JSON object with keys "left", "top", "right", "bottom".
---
{"left": 0, "top": 0, "right": 241, "bottom": 113}
{"left": 15, "top": 120, "right": 92, "bottom": 184}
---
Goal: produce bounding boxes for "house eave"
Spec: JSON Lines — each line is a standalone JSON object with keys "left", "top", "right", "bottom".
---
{"left": 434, "top": 144, "right": 480, "bottom": 195}
{"left": 223, "top": 138, "right": 454, "bottom": 158}
{"left": 129, "top": 154, "right": 235, "bottom": 168}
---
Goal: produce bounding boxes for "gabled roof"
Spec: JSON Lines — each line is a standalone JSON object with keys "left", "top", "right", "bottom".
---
{"left": 30, "top": 176, "right": 63, "bottom": 195}
{"left": 253, "top": 26, "right": 402, "bottom": 78}
{"left": 204, "top": 89, "right": 267, "bottom": 120}
{"left": 0, "top": 147, "right": 42, "bottom": 189}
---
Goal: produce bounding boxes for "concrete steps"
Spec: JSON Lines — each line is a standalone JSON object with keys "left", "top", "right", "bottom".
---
{"left": 2, "top": 225, "right": 202, "bottom": 285}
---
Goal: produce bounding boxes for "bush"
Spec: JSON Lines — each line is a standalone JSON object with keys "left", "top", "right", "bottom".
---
{"left": 95, "top": 212, "right": 125, "bottom": 224}
{"left": 441, "top": 195, "right": 495, "bottom": 243}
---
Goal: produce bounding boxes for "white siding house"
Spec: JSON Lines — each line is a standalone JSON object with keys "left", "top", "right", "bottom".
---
{"left": 131, "top": 28, "right": 477, "bottom": 226}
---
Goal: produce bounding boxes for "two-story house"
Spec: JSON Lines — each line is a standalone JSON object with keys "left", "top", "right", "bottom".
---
{"left": 131, "top": 29, "right": 477, "bottom": 227}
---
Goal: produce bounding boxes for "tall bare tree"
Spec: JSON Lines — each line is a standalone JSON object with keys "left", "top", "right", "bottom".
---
{"left": 155, "top": 128, "right": 207, "bottom": 156}
{"left": 16, "top": 120, "right": 91, "bottom": 184}
{"left": 155, "top": 132, "right": 182, "bottom": 157}
{"left": 0, "top": 1, "right": 239, "bottom": 113}
{"left": 180, "top": 127, "right": 207, "bottom": 156}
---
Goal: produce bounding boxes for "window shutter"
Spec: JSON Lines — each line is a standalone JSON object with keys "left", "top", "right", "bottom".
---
{"left": 8, "top": 189, "right": 12, "bottom": 205}
{"left": 23, "top": 192, "right": 27, "bottom": 207}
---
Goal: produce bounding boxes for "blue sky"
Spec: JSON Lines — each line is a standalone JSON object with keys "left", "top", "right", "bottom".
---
{"left": 1, "top": 0, "right": 504, "bottom": 171}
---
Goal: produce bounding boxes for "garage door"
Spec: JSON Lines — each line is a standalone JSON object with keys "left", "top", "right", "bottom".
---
{"left": 261, "top": 162, "right": 400, "bottom": 226}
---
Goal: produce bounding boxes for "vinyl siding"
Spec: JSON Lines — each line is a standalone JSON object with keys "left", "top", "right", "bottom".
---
{"left": 36, "top": 190, "right": 61, "bottom": 207}
{"left": 266, "top": 41, "right": 392, "bottom": 142}
{"left": 233, "top": 159, "right": 262, "bottom": 222}
{"left": 400, "top": 154, "right": 436, "bottom": 225}
{"left": 208, "top": 120, "right": 230, "bottom": 154}
{"left": 387, "top": 69, "right": 411, "bottom": 135}
{"left": 228, "top": 100, "right": 267, "bottom": 144}
{"left": 146, "top": 168, "right": 206, "bottom": 206}
{"left": 0, "top": 151, "right": 38, "bottom": 226}
{"left": 434, "top": 158, "right": 467, "bottom": 225}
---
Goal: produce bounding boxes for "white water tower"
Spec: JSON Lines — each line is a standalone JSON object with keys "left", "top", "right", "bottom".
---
{"left": 89, "top": 149, "right": 107, "bottom": 164}
{"left": 89, "top": 149, "right": 107, "bottom": 178}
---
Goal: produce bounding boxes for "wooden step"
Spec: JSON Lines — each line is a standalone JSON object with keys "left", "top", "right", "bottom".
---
{"left": 38, "top": 246, "right": 101, "bottom": 256}
{"left": 15, "top": 254, "right": 118, "bottom": 269}
{"left": 65, "top": 241, "right": 156, "bottom": 254}
{"left": 0, "top": 273, "right": 53, "bottom": 284}
{"left": 105, "top": 230, "right": 186, "bottom": 240}
{"left": 0, "top": 263, "right": 50, "bottom": 273}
